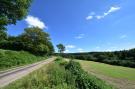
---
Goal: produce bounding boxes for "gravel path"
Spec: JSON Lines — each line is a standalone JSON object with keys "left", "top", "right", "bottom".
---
{"left": 0, "top": 57, "right": 55, "bottom": 88}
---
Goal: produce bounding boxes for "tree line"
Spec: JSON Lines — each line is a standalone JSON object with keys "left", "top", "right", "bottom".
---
{"left": 0, "top": 0, "right": 54, "bottom": 56}
{"left": 0, "top": 27, "right": 54, "bottom": 55}
{"left": 56, "top": 48, "right": 135, "bottom": 68}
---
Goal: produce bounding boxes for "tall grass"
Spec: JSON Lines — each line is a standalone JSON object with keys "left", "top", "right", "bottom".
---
{"left": 0, "top": 49, "right": 47, "bottom": 71}
{"left": 2, "top": 63, "right": 76, "bottom": 89}
{"left": 2, "top": 57, "right": 114, "bottom": 89}
{"left": 65, "top": 60, "right": 114, "bottom": 89}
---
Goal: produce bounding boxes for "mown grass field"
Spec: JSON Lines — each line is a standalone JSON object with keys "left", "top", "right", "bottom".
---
{"left": 77, "top": 60, "right": 135, "bottom": 81}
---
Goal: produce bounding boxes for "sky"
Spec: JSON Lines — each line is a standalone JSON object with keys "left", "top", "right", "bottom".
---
{"left": 7, "top": 0, "right": 135, "bottom": 53}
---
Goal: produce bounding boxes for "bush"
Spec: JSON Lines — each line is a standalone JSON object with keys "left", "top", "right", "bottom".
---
{"left": 55, "top": 57, "right": 63, "bottom": 61}
{"left": 65, "top": 60, "right": 113, "bottom": 89}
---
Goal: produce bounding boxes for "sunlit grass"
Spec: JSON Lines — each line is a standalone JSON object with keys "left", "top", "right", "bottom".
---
{"left": 0, "top": 49, "right": 47, "bottom": 71}
{"left": 2, "top": 58, "right": 114, "bottom": 89}
{"left": 78, "top": 60, "right": 135, "bottom": 81}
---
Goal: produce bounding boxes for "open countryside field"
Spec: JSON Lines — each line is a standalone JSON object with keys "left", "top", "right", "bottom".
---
{"left": 1, "top": 0, "right": 135, "bottom": 89}
{"left": 2, "top": 58, "right": 114, "bottom": 89}
{"left": 77, "top": 60, "right": 135, "bottom": 89}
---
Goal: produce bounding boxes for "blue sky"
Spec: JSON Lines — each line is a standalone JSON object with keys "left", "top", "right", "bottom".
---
{"left": 7, "top": 0, "right": 135, "bottom": 53}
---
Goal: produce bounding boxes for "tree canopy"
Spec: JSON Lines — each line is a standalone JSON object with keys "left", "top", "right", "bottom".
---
{"left": 0, "top": 0, "right": 32, "bottom": 30}
{"left": 57, "top": 44, "right": 65, "bottom": 53}
{"left": 0, "top": 27, "right": 54, "bottom": 55}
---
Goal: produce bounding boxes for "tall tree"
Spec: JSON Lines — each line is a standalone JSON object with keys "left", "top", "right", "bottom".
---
{"left": 19, "top": 27, "right": 54, "bottom": 55}
{"left": 20, "top": 27, "right": 50, "bottom": 45}
{"left": 56, "top": 44, "right": 65, "bottom": 53}
{"left": 0, "top": 0, "right": 32, "bottom": 30}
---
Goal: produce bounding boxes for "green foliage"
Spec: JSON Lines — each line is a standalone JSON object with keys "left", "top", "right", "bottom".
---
{"left": 2, "top": 59, "right": 114, "bottom": 89}
{"left": 58, "top": 48, "right": 135, "bottom": 68}
{"left": 2, "top": 63, "right": 76, "bottom": 89}
{"left": 56, "top": 44, "right": 65, "bottom": 53}
{"left": 55, "top": 57, "right": 68, "bottom": 66}
{"left": 46, "top": 64, "right": 76, "bottom": 89}
{"left": 0, "top": 30, "right": 7, "bottom": 41}
{"left": 65, "top": 61, "right": 113, "bottom": 89}
{"left": 0, "top": 49, "right": 46, "bottom": 70}
{"left": 55, "top": 56, "right": 63, "bottom": 61}
{"left": 0, "top": 27, "right": 54, "bottom": 55}
{"left": 18, "top": 27, "right": 54, "bottom": 55}
{"left": 0, "top": 0, "right": 32, "bottom": 30}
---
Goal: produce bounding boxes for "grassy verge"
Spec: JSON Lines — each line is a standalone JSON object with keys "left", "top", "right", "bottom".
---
{"left": 0, "top": 49, "right": 47, "bottom": 71}
{"left": 2, "top": 57, "right": 114, "bottom": 89}
{"left": 77, "top": 60, "right": 135, "bottom": 81}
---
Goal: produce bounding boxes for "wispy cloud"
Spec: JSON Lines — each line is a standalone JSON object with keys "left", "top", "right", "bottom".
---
{"left": 64, "top": 49, "right": 70, "bottom": 53}
{"left": 86, "top": 6, "right": 120, "bottom": 20}
{"left": 86, "top": 12, "right": 95, "bottom": 20}
{"left": 66, "top": 45, "right": 76, "bottom": 49}
{"left": 86, "top": 16, "right": 93, "bottom": 20}
{"left": 120, "top": 35, "right": 127, "bottom": 39}
{"left": 77, "top": 48, "right": 84, "bottom": 52}
{"left": 75, "top": 34, "right": 85, "bottom": 39}
{"left": 25, "top": 15, "right": 47, "bottom": 29}
{"left": 96, "top": 6, "right": 121, "bottom": 19}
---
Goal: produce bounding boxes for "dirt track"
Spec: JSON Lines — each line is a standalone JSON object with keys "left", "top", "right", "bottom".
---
{"left": 0, "top": 57, "right": 55, "bottom": 88}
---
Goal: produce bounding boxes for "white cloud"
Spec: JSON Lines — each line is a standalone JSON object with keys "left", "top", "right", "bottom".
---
{"left": 96, "top": 15, "right": 104, "bottom": 19}
{"left": 108, "top": 6, "right": 121, "bottom": 13}
{"left": 25, "top": 15, "right": 47, "bottom": 29}
{"left": 86, "top": 16, "right": 93, "bottom": 20}
{"left": 86, "top": 12, "right": 95, "bottom": 20}
{"left": 120, "top": 35, "right": 127, "bottom": 39}
{"left": 77, "top": 48, "right": 84, "bottom": 52}
{"left": 66, "top": 45, "right": 76, "bottom": 49}
{"left": 96, "top": 6, "right": 120, "bottom": 19}
{"left": 75, "top": 34, "right": 84, "bottom": 39}
{"left": 64, "top": 49, "right": 70, "bottom": 53}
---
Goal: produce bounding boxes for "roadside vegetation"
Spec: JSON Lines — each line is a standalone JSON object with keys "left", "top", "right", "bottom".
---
{"left": 0, "top": 27, "right": 54, "bottom": 56}
{"left": 0, "top": 0, "right": 54, "bottom": 71}
{"left": 58, "top": 48, "right": 135, "bottom": 68}
{"left": 0, "top": 49, "right": 47, "bottom": 71}
{"left": 2, "top": 57, "right": 114, "bottom": 89}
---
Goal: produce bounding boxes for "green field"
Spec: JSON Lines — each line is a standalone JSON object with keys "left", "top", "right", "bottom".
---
{"left": 2, "top": 58, "right": 114, "bottom": 89}
{"left": 77, "top": 60, "right": 135, "bottom": 81}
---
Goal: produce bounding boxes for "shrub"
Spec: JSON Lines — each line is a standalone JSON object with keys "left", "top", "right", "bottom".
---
{"left": 65, "top": 60, "right": 113, "bottom": 89}
{"left": 55, "top": 56, "right": 63, "bottom": 61}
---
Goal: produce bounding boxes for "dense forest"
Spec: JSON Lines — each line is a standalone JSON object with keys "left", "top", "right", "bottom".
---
{"left": 57, "top": 48, "right": 135, "bottom": 68}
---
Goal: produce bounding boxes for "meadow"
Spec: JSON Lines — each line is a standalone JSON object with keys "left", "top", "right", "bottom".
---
{"left": 77, "top": 60, "right": 135, "bottom": 81}
{"left": 77, "top": 60, "right": 135, "bottom": 89}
